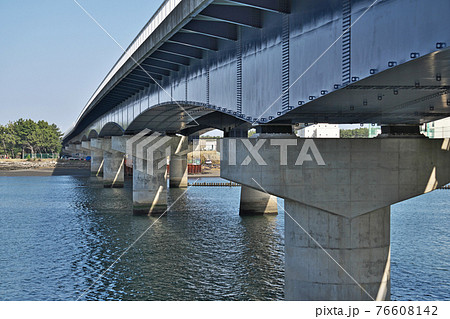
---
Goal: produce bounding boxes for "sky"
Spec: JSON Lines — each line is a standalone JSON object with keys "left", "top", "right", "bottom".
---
{"left": 0, "top": 0, "right": 163, "bottom": 133}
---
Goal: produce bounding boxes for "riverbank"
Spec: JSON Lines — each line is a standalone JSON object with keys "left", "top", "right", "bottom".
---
{"left": 0, "top": 159, "right": 90, "bottom": 177}
{"left": 189, "top": 166, "right": 220, "bottom": 178}
{"left": 0, "top": 159, "right": 219, "bottom": 177}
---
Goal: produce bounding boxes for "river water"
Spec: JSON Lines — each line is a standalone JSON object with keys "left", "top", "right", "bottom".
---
{"left": 0, "top": 176, "right": 448, "bottom": 300}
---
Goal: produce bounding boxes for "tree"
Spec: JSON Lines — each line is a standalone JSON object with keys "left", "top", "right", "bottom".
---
{"left": 0, "top": 119, "right": 62, "bottom": 158}
{"left": 13, "top": 118, "right": 38, "bottom": 157}
{"left": 0, "top": 123, "right": 17, "bottom": 158}
{"left": 340, "top": 128, "right": 369, "bottom": 138}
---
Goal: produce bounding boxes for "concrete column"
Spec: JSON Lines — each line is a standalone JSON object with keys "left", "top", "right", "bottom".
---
{"left": 91, "top": 150, "right": 104, "bottom": 177}
{"left": 169, "top": 154, "right": 188, "bottom": 187}
{"left": 132, "top": 156, "right": 167, "bottom": 215}
{"left": 239, "top": 185, "right": 278, "bottom": 215}
{"left": 285, "top": 200, "right": 390, "bottom": 300}
{"left": 82, "top": 140, "right": 103, "bottom": 176}
{"left": 221, "top": 137, "right": 450, "bottom": 300}
{"left": 169, "top": 135, "right": 189, "bottom": 188}
{"left": 102, "top": 139, "right": 124, "bottom": 188}
{"left": 108, "top": 134, "right": 173, "bottom": 214}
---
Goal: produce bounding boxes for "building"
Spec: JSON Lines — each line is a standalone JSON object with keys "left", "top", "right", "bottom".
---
{"left": 368, "top": 125, "right": 382, "bottom": 138}
{"left": 422, "top": 117, "right": 450, "bottom": 138}
{"left": 197, "top": 139, "right": 217, "bottom": 151}
{"left": 297, "top": 124, "right": 340, "bottom": 138}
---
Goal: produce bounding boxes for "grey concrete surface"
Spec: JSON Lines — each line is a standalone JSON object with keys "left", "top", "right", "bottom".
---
{"left": 239, "top": 185, "right": 278, "bottom": 215}
{"left": 132, "top": 156, "right": 168, "bottom": 215}
{"left": 101, "top": 139, "right": 125, "bottom": 188}
{"left": 221, "top": 136, "right": 450, "bottom": 300}
{"left": 285, "top": 200, "right": 390, "bottom": 300}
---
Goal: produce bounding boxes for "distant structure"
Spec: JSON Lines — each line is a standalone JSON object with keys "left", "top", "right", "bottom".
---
{"left": 198, "top": 139, "right": 217, "bottom": 151}
{"left": 368, "top": 125, "right": 382, "bottom": 138}
{"left": 422, "top": 117, "right": 450, "bottom": 138}
{"left": 297, "top": 124, "right": 340, "bottom": 138}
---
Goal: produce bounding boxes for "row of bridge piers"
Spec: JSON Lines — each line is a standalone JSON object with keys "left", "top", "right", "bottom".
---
{"left": 70, "top": 135, "right": 276, "bottom": 216}
{"left": 66, "top": 130, "right": 450, "bottom": 301}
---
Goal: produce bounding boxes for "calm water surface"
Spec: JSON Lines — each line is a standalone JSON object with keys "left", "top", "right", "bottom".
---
{"left": 0, "top": 176, "right": 448, "bottom": 300}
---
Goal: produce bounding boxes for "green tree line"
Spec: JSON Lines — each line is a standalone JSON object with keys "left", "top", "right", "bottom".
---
{"left": 340, "top": 128, "right": 369, "bottom": 138}
{"left": 0, "top": 119, "right": 62, "bottom": 158}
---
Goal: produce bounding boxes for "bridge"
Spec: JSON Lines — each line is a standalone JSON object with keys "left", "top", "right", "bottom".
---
{"left": 63, "top": 0, "right": 450, "bottom": 301}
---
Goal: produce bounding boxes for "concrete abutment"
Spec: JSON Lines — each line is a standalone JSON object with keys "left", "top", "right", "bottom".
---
{"left": 221, "top": 136, "right": 450, "bottom": 300}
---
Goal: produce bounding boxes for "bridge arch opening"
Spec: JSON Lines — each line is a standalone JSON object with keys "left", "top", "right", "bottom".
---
{"left": 88, "top": 129, "right": 99, "bottom": 140}
{"left": 99, "top": 122, "right": 125, "bottom": 138}
{"left": 124, "top": 101, "right": 250, "bottom": 136}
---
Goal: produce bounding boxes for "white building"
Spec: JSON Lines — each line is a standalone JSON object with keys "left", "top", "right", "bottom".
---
{"left": 198, "top": 139, "right": 217, "bottom": 151}
{"left": 423, "top": 117, "right": 450, "bottom": 138}
{"left": 297, "top": 124, "right": 340, "bottom": 138}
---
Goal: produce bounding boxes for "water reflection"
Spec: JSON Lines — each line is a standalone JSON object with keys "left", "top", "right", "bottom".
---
{"left": 66, "top": 176, "right": 285, "bottom": 300}
{"left": 0, "top": 176, "right": 448, "bottom": 300}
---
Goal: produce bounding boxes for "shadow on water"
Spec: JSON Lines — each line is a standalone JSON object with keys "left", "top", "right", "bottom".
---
{"left": 51, "top": 159, "right": 90, "bottom": 176}
{"left": 65, "top": 178, "right": 285, "bottom": 300}
{"left": 0, "top": 173, "right": 448, "bottom": 300}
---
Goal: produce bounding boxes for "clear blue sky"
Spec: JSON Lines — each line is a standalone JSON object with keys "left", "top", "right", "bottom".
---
{"left": 0, "top": 0, "right": 163, "bottom": 133}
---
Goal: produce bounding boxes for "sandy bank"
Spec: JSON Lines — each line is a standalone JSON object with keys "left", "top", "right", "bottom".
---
{"left": 0, "top": 159, "right": 90, "bottom": 177}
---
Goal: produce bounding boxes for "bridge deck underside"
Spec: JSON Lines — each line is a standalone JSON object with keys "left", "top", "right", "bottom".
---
{"left": 65, "top": 0, "right": 450, "bottom": 143}
{"left": 274, "top": 48, "right": 450, "bottom": 125}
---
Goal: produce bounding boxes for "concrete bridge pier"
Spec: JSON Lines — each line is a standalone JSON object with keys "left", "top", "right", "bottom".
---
{"left": 75, "top": 144, "right": 88, "bottom": 158}
{"left": 284, "top": 201, "right": 391, "bottom": 300}
{"left": 239, "top": 185, "right": 278, "bottom": 215}
{"left": 109, "top": 135, "right": 171, "bottom": 215}
{"left": 90, "top": 150, "right": 104, "bottom": 177}
{"left": 82, "top": 141, "right": 103, "bottom": 177}
{"left": 100, "top": 138, "right": 125, "bottom": 188}
{"left": 221, "top": 136, "right": 450, "bottom": 300}
{"left": 89, "top": 138, "right": 105, "bottom": 177}
{"left": 169, "top": 136, "right": 188, "bottom": 188}
{"left": 65, "top": 144, "right": 77, "bottom": 157}
{"left": 226, "top": 126, "right": 280, "bottom": 215}
{"left": 132, "top": 155, "right": 167, "bottom": 215}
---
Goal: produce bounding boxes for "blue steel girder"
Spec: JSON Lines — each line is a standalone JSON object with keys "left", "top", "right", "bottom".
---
{"left": 104, "top": 90, "right": 133, "bottom": 100}
{"left": 222, "top": 0, "right": 290, "bottom": 13}
{"left": 131, "top": 69, "right": 165, "bottom": 80}
{"left": 139, "top": 64, "right": 171, "bottom": 77}
{"left": 64, "top": 0, "right": 450, "bottom": 145}
{"left": 181, "top": 20, "right": 238, "bottom": 41}
{"left": 150, "top": 51, "right": 191, "bottom": 66}
{"left": 108, "top": 87, "right": 136, "bottom": 98}
{"left": 142, "top": 58, "right": 180, "bottom": 71}
{"left": 104, "top": 89, "right": 133, "bottom": 101}
{"left": 198, "top": 4, "right": 262, "bottom": 28}
{"left": 157, "top": 43, "right": 204, "bottom": 59}
{"left": 127, "top": 73, "right": 162, "bottom": 82}
{"left": 168, "top": 32, "right": 219, "bottom": 51}
{"left": 121, "top": 78, "right": 152, "bottom": 87}
{"left": 115, "top": 81, "right": 148, "bottom": 91}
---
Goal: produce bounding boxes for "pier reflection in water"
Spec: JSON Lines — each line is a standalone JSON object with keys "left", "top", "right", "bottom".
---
{"left": 0, "top": 176, "right": 284, "bottom": 300}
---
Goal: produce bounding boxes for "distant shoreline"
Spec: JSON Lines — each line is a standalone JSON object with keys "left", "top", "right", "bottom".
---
{"left": 0, "top": 169, "right": 221, "bottom": 178}
{"left": 0, "top": 168, "right": 91, "bottom": 177}
{"left": 0, "top": 159, "right": 90, "bottom": 177}
{"left": 0, "top": 160, "right": 221, "bottom": 178}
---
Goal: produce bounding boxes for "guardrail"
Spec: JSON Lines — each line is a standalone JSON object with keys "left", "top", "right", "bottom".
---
{"left": 188, "top": 182, "right": 240, "bottom": 187}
